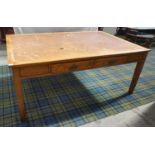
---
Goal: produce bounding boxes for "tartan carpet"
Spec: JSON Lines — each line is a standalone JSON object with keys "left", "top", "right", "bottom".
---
{"left": 0, "top": 52, "right": 155, "bottom": 127}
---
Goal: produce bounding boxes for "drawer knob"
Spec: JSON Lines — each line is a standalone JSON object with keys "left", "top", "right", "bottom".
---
{"left": 70, "top": 64, "right": 78, "bottom": 71}
{"left": 108, "top": 60, "right": 116, "bottom": 65}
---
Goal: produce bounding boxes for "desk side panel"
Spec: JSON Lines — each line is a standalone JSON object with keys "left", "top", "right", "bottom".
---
{"left": 6, "top": 35, "right": 14, "bottom": 66}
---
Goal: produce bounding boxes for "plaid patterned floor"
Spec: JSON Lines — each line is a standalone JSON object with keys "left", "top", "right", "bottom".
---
{"left": 0, "top": 51, "right": 155, "bottom": 127}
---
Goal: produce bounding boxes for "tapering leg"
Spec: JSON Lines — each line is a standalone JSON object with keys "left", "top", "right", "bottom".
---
{"left": 128, "top": 53, "right": 148, "bottom": 94}
{"left": 12, "top": 68, "right": 25, "bottom": 121}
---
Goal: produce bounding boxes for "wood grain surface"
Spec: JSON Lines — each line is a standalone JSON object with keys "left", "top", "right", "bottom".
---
{"left": 6, "top": 31, "right": 149, "bottom": 66}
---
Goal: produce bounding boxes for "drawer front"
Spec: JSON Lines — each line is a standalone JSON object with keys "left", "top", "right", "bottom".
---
{"left": 94, "top": 57, "right": 125, "bottom": 68}
{"left": 52, "top": 60, "right": 93, "bottom": 74}
{"left": 20, "top": 65, "right": 49, "bottom": 77}
{"left": 93, "top": 55, "right": 137, "bottom": 68}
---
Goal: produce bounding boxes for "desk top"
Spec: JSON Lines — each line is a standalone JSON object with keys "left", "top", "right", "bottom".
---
{"left": 6, "top": 31, "right": 149, "bottom": 66}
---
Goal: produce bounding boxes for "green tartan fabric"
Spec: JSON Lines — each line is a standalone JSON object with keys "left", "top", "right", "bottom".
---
{"left": 0, "top": 51, "right": 155, "bottom": 127}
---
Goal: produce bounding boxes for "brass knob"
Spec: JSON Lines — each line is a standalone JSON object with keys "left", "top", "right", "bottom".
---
{"left": 108, "top": 60, "right": 116, "bottom": 65}
{"left": 70, "top": 64, "right": 78, "bottom": 71}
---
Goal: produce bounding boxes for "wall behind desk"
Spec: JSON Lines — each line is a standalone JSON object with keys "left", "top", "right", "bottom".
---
{"left": 13, "top": 27, "right": 98, "bottom": 34}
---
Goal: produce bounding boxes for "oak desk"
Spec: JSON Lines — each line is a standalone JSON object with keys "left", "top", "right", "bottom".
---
{"left": 6, "top": 31, "right": 150, "bottom": 121}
